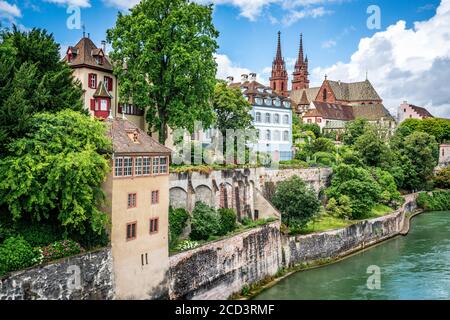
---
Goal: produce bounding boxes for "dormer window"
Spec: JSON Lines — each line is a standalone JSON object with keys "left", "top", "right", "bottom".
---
{"left": 127, "top": 130, "right": 140, "bottom": 144}
{"left": 275, "top": 99, "right": 281, "bottom": 107}
{"left": 266, "top": 89, "right": 273, "bottom": 94}
{"left": 255, "top": 98, "right": 263, "bottom": 105}
{"left": 257, "top": 88, "right": 264, "bottom": 93}
{"left": 95, "top": 56, "right": 104, "bottom": 65}
{"left": 284, "top": 101, "right": 291, "bottom": 109}
{"left": 265, "top": 98, "right": 272, "bottom": 106}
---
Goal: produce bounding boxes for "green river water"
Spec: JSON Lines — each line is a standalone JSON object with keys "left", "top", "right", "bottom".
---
{"left": 254, "top": 211, "right": 450, "bottom": 300}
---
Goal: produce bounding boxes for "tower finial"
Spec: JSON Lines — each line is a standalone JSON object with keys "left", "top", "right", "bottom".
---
{"left": 82, "top": 24, "right": 86, "bottom": 38}
{"left": 325, "top": 74, "right": 328, "bottom": 80}
{"left": 275, "top": 31, "right": 283, "bottom": 61}
{"left": 299, "top": 33, "right": 304, "bottom": 63}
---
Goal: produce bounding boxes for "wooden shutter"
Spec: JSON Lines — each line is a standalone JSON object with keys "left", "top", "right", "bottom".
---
{"left": 108, "top": 77, "right": 113, "bottom": 91}
{"left": 90, "top": 99, "right": 95, "bottom": 111}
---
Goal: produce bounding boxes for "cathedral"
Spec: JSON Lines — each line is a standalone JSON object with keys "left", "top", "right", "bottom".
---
{"left": 270, "top": 32, "right": 395, "bottom": 134}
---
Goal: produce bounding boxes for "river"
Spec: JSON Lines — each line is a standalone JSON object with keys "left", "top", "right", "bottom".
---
{"left": 254, "top": 211, "right": 450, "bottom": 300}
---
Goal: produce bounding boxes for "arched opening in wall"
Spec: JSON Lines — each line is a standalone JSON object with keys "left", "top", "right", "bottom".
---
{"left": 169, "top": 187, "right": 188, "bottom": 210}
{"left": 323, "top": 88, "right": 327, "bottom": 101}
{"left": 195, "top": 185, "right": 213, "bottom": 207}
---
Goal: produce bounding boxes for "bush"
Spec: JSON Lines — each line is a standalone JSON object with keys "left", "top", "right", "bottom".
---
{"left": 190, "top": 202, "right": 220, "bottom": 241}
{"left": 41, "top": 240, "right": 83, "bottom": 263}
{"left": 169, "top": 207, "right": 190, "bottom": 246}
{"left": 176, "top": 240, "right": 200, "bottom": 251}
{"left": 0, "top": 236, "right": 42, "bottom": 276}
{"left": 68, "top": 226, "right": 109, "bottom": 250}
{"left": 217, "top": 208, "right": 237, "bottom": 235}
{"left": 417, "top": 191, "right": 450, "bottom": 211}
{"left": 272, "top": 176, "right": 321, "bottom": 229}
{"left": 433, "top": 167, "right": 450, "bottom": 189}
{"left": 326, "top": 196, "right": 352, "bottom": 220}
{"left": 15, "top": 223, "right": 63, "bottom": 247}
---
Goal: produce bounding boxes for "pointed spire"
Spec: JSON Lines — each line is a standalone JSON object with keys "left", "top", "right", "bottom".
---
{"left": 298, "top": 33, "right": 304, "bottom": 63}
{"left": 275, "top": 31, "right": 283, "bottom": 61}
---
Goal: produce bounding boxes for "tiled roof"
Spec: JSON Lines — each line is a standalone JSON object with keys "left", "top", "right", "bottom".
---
{"left": 108, "top": 118, "right": 172, "bottom": 155}
{"left": 352, "top": 104, "right": 395, "bottom": 121}
{"left": 327, "top": 80, "right": 381, "bottom": 102}
{"left": 290, "top": 87, "right": 320, "bottom": 105}
{"left": 229, "top": 80, "right": 291, "bottom": 108}
{"left": 304, "top": 102, "right": 354, "bottom": 121}
{"left": 93, "top": 81, "right": 113, "bottom": 98}
{"left": 409, "top": 104, "right": 434, "bottom": 118}
{"left": 65, "top": 37, "right": 113, "bottom": 72}
{"left": 324, "top": 120, "right": 347, "bottom": 129}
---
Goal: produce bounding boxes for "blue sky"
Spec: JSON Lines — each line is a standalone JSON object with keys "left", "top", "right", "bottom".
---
{"left": 1, "top": 0, "right": 450, "bottom": 116}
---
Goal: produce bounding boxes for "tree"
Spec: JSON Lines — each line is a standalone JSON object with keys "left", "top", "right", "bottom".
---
{"left": 305, "top": 137, "right": 336, "bottom": 155}
{"left": 0, "top": 26, "right": 84, "bottom": 153}
{"left": 353, "top": 124, "right": 391, "bottom": 167}
{"left": 342, "top": 119, "right": 368, "bottom": 146}
{"left": 398, "top": 132, "right": 439, "bottom": 191}
{"left": 400, "top": 118, "right": 450, "bottom": 143}
{"left": 190, "top": 201, "right": 220, "bottom": 241}
{"left": 0, "top": 110, "right": 112, "bottom": 234}
{"left": 326, "top": 164, "right": 381, "bottom": 219}
{"left": 272, "top": 176, "right": 321, "bottom": 228}
{"left": 107, "top": 0, "right": 218, "bottom": 144}
{"left": 433, "top": 167, "right": 450, "bottom": 189}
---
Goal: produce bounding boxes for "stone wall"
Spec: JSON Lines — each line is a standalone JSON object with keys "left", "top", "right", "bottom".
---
{"left": 0, "top": 247, "right": 114, "bottom": 300}
{"left": 168, "top": 221, "right": 282, "bottom": 300}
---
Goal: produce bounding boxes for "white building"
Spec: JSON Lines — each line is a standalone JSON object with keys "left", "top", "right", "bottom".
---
{"left": 397, "top": 101, "right": 433, "bottom": 123}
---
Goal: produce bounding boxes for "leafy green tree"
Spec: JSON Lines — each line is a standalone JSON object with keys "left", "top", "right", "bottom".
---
{"left": 305, "top": 137, "right": 336, "bottom": 155}
{"left": 342, "top": 119, "right": 368, "bottom": 146}
{"left": 371, "top": 168, "right": 402, "bottom": 207}
{"left": 326, "top": 164, "right": 381, "bottom": 219}
{"left": 272, "top": 176, "right": 321, "bottom": 228}
{"left": 169, "top": 207, "right": 190, "bottom": 246}
{"left": 353, "top": 124, "right": 391, "bottom": 167}
{"left": 399, "top": 132, "right": 439, "bottom": 191}
{"left": 326, "top": 195, "right": 352, "bottom": 220}
{"left": 0, "top": 26, "right": 84, "bottom": 153}
{"left": 0, "top": 110, "right": 112, "bottom": 234}
{"left": 107, "top": 0, "right": 218, "bottom": 144}
{"left": 433, "top": 167, "right": 450, "bottom": 189}
{"left": 190, "top": 202, "right": 220, "bottom": 241}
{"left": 400, "top": 118, "right": 450, "bottom": 143}
{"left": 217, "top": 208, "right": 237, "bottom": 236}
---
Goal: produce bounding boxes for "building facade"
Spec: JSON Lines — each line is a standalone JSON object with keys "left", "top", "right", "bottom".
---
{"left": 269, "top": 32, "right": 289, "bottom": 97}
{"left": 230, "top": 75, "right": 293, "bottom": 161}
{"left": 397, "top": 101, "right": 434, "bottom": 123}
{"left": 65, "top": 35, "right": 146, "bottom": 130}
{"left": 103, "top": 118, "right": 172, "bottom": 299}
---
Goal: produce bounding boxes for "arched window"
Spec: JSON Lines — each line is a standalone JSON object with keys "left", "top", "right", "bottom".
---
{"left": 283, "top": 131, "right": 289, "bottom": 141}
{"left": 283, "top": 114, "right": 289, "bottom": 124}
{"left": 274, "top": 130, "right": 280, "bottom": 141}
{"left": 323, "top": 88, "right": 327, "bottom": 101}
{"left": 265, "top": 130, "right": 271, "bottom": 141}
{"left": 281, "top": 82, "right": 284, "bottom": 91}
{"left": 274, "top": 114, "right": 280, "bottom": 124}
{"left": 273, "top": 82, "right": 276, "bottom": 91}
{"left": 255, "top": 112, "right": 261, "bottom": 122}
{"left": 265, "top": 113, "right": 271, "bottom": 123}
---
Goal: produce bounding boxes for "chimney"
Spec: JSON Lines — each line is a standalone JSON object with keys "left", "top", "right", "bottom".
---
{"left": 101, "top": 40, "right": 106, "bottom": 52}
{"left": 226, "top": 76, "right": 234, "bottom": 84}
{"left": 241, "top": 74, "right": 248, "bottom": 82}
{"left": 88, "top": 33, "right": 90, "bottom": 39}
{"left": 249, "top": 73, "right": 257, "bottom": 81}
{"left": 338, "top": 80, "right": 341, "bottom": 86}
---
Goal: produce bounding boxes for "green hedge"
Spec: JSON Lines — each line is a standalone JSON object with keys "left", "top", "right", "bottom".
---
{"left": 417, "top": 190, "right": 450, "bottom": 211}
{"left": 0, "top": 236, "right": 42, "bottom": 276}
{"left": 169, "top": 207, "right": 190, "bottom": 246}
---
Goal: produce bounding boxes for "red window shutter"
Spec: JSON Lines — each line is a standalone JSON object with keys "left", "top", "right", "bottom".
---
{"left": 90, "top": 99, "right": 95, "bottom": 111}
{"left": 108, "top": 77, "right": 113, "bottom": 91}
{"left": 107, "top": 98, "right": 111, "bottom": 110}
{"left": 88, "top": 73, "right": 93, "bottom": 88}
{"left": 118, "top": 104, "right": 122, "bottom": 114}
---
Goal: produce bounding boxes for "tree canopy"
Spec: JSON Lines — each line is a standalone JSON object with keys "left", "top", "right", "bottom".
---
{"left": 0, "top": 26, "right": 84, "bottom": 153}
{"left": 0, "top": 110, "right": 112, "bottom": 234}
{"left": 400, "top": 118, "right": 450, "bottom": 143}
{"left": 107, "top": 0, "right": 219, "bottom": 144}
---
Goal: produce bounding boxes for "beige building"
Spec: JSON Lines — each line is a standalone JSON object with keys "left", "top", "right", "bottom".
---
{"left": 65, "top": 35, "right": 146, "bottom": 130}
{"left": 103, "top": 118, "right": 172, "bottom": 299}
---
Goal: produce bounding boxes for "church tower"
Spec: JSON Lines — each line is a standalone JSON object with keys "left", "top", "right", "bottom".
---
{"left": 291, "top": 33, "right": 310, "bottom": 91}
{"left": 270, "top": 31, "right": 289, "bottom": 96}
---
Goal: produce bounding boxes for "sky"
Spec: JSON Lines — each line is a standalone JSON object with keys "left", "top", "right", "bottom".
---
{"left": 1, "top": 0, "right": 449, "bottom": 117}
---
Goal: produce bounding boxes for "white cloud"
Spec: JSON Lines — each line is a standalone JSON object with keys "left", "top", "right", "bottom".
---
{"left": 322, "top": 39, "right": 336, "bottom": 48}
{"left": 215, "top": 53, "right": 268, "bottom": 83}
{"left": 312, "top": 0, "right": 450, "bottom": 118}
{"left": 102, "top": 0, "right": 140, "bottom": 10}
{"left": 0, "top": 1, "right": 21, "bottom": 21}
{"left": 44, "top": 0, "right": 91, "bottom": 7}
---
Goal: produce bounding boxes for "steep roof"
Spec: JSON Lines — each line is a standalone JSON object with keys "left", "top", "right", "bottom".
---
{"left": 229, "top": 80, "right": 291, "bottom": 105}
{"left": 327, "top": 80, "right": 381, "bottom": 102}
{"left": 93, "top": 81, "right": 113, "bottom": 98}
{"left": 290, "top": 87, "right": 320, "bottom": 105}
{"left": 108, "top": 118, "right": 172, "bottom": 155}
{"left": 65, "top": 37, "right": 113, "bottom": 72}
{"left": 409, "top": 104, "right": 434, "bottom": 118}
{"left": 304, "top": 102, "right": 354, "bottom": 121}
{"left": 352, "top": 104, "right": 395, "bottom": 121}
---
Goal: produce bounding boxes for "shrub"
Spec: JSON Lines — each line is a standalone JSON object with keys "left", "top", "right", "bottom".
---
{"left": 272, "top": 176, "right": 321, "bottom": 229}
{"left": 41, "top": 240, "right": 83, "bottom": 263}
{"left": 68, "top": 226, "right": 109, "bottom": 250}
{"left": 169, "top": 207, "right": 190, "bottom": 241}
{"left": 217, "top": 208, "right": 237, "bottom": 235}
{"left": 190, "top": 202, "right": 220, "bottom": 241}
{"left": 0, "top": 236, "right": 42, "bottom": 276}
{"left": 241, "top": 217, "right": 252, "bottom": 226}
{"left": 15, "top": 223, "right": 63, "bottom": 247}
{"left": 433, "top": 167, "right": 450, "bottom": 189}
{"left": 417, "top": 190, "right": 450, "bottom": 211}
{"left": 326, "top": 196, "right": 353, "bottom": 220}
{"left": 176, "top": 240, "right": 200, "bottom": 251}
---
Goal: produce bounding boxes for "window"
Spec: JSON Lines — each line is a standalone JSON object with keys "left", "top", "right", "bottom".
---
{"left": 317, "top": 118, "right": 322, "bottom": 123}
{"left": 265, "top": 130, "right": 271, "bottom": 141}
{"left": 265, "top": 98, "right": 272, "bottom": 106}
{"left": 124, "top": 157, "right": 133, "bottom": 176}
{"left": 119, "top": 104, "right": 144, "bottom": 116}
{"left": 151, "top": 190, "right": 159, "bottom": 204}
{"left": 274, "top": 130, "right": 280, "bottom": 141}
{"left": 307, "top": 119, "right": 312, "bottom": 124}
{"left": 159, "top": 157, "right": 168, "bottom": 174}
{"left": 284, "top": 102, "right": 290, "bottom": 109}
{"left": 265, "top": 113, "right": 271, "bottom": 123}
{"left": 128, "top": 193, "right": 137, "bottom": 208}
{"left": 152, "top": 157, "right": 160, "bottom": 175}
{"left": 149, "top": 218, "right": 159, "bottom": 234}
{"left": 104, "top": 77, "right": 109, "bottom": 91}
{"left": 283, "top": 131, "right": 289, "bottom": 141}
{"left": 135, "top": 157, "right": 143, "bottom": 176}
{"left": 114, "top": 157, "right": 123, "bottom": 177}
{"left": 283, "top": 115, "right": 289, "bottom": 124}
{"left": 104, "top": 76, "right": 113, "bottom": 91}
{"left": 100, "top": 99, "right": 108, "bottom": 111}
{"left": 143, "top": 157, "right": 151, "bottom": 175}
{"left": 255, "top": 98, "right": 263, "bottom": 105}
{"left": 323, "top": 88, "right": 327, "bottom": 101}
{"left": 126, "top": 222, "right": 137, "bottom": 241}
{"left": 255, "top": 112, "right": 261, "bottom": 122}
{"left": 89, "top": 74, "right": 97, "bottom": 89}
{"left": 404, "top": 108, "right": 406, "bottom": 112}
{"left": 275, "top": 99, "right": 281, "bottom": 107}
{"left": 274, "top": 114, "right": 280, "bottom": 124}
{"left": 273, "top": 82, "right": 276, "bottom": 91}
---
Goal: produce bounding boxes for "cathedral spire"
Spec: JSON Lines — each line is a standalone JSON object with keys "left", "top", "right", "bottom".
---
{"left": 270, "top": 31, "right": 288, "bottom": 96}
{"left": 275, "top": 31, "right": 283, "bottom": 62}
{"left": 292, "top": 33, "right": 310, "bottom": 91}
{"left": 298, "top": 33, "right": 304, "bottom": 64}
